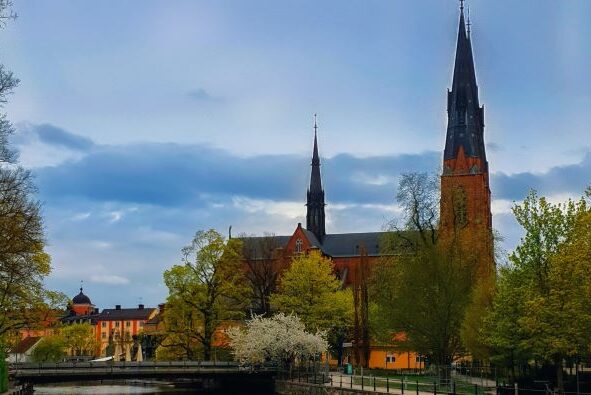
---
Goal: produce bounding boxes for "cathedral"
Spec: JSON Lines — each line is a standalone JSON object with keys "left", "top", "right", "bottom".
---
{"left": 243, "top": 3, "right": 493, "bottom": 369}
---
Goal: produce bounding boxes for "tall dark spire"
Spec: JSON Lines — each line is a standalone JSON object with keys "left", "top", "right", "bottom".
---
{"left": 306, "top": 114, "right": 326, "bottom": 241}
{"left": 444, "top": 3, "right": 487, "bottom": 172}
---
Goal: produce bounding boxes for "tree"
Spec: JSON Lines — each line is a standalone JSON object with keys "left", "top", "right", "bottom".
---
{"left": 241, "top": 233, "right": 286, "bottom": 316}
{"left": 480, "top": 266, "right": 531, "bottom": 383}
{"left": 393, "top": 172, "right": 439, "bottom": 246}
{"left": 371, "top": 242, "right": 477, "bottom": 367}
{"left": 159, "top": 229, "right": 250, "bottom": 360}
{"left": 352, "top": 246, "right": 370, "bottom": 367}
{"left": 30, "top": 336, "right": 66, "bottom": 363}
{"left": 60, "top": 323, "right": 99, "bottom": 357}
{"left": 370, "top": 172, "right": 478, "bottom": 368}
{"left": 270, "top": 251, "right": 353, "bottom": 357}
{"left": 0, "top": 1, "right": 65, "bottom": 344}
{"left": 482, "top": 190, "right": 590, "bottom": 392}
{"left": 227, "top": 313, "right": 327, "bottom": 370}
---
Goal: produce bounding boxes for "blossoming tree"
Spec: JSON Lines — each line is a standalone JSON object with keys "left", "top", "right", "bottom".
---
{"left": 227, "top": 313, "right": 327, "bottom": 370}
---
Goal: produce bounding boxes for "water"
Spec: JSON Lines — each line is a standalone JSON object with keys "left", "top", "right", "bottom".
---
{"left": 33, "top": 380, "right": 274, "bottom": 394}
{"left": 34, "top": 383, "right": 197, "bottom": 394}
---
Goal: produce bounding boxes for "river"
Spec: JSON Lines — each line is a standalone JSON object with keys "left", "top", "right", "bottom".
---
{"left": 34, "top": 384, "right": 198, "bottom": 394}
{"left": 33, "top": 380, "right": 273, "bottom": 394}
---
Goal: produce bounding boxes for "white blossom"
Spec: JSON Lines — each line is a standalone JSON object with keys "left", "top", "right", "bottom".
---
{"left": 227, "top": 313, "right": 328, "bottom": 366}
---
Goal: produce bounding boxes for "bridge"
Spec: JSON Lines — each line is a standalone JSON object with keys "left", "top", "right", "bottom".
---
{"left": 11, "top": 360, "right": 278, "bottom": 387}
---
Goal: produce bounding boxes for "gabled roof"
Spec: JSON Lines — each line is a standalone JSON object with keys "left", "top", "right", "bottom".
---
{"left": 321, "top": 232, "right": 388, "bottom": 257}
{"left": 242, "top": 229, "right": 390, "bottom": 258}
{"left": 97, "top": 307, "right": 156, "bottom": 321}
{"left": 13, "top": 337, "right": 42, "bottom": 354}
{"left": 301, "top": 229, "right": 322, "bottom": 248}
{"left": 241, "top": 235, "right": 291, "bottom": 260}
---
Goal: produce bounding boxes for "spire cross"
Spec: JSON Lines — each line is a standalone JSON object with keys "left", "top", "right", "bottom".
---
{"left": 459, "top": 0, "right": 464, "bottom": 12}
{"left": 80, "top": 280, "right": 83, "bottom": 292}
{"left": 313, "top": 113, "right": 318, "bottom": 135}
{"left": 466, "top": 5, "right": 472, "bottom": 36}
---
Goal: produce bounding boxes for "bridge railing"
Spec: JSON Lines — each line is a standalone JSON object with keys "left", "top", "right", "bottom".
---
{"left": 13, "top": 360, "right": 240, "bottom": 369}
{"left": 11, "top": 360, "right": 279, "bottom": 373}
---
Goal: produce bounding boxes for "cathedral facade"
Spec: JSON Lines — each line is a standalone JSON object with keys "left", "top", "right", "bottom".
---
{"left": 242, "top": 4, "right": 493, "bottom": 369}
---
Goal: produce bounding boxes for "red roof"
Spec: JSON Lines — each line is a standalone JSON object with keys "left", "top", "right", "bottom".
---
{"left": 13, "top": 336, "right": 41, "bottom": 354}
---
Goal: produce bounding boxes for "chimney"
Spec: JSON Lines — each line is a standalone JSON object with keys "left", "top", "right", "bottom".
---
{"left": 115, "top": 305, "right": 121, "bottom": 310}
{"left": 158, "top": 303, "right": 165, "bottom": 315}
{"left": 138, "top": 304, "right": 144, "bottom": 310}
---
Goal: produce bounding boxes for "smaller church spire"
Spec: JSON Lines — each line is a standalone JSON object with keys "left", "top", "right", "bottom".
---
{"left": 312, "top": 114, "right": 320, "bottom": 168}
{"left": 306, "top": 114, "right": 326, "bottom": 241}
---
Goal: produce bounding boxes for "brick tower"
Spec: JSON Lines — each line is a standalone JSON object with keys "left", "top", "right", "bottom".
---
{"left": 440, "top": 4, "right": 494, "bottom": 275}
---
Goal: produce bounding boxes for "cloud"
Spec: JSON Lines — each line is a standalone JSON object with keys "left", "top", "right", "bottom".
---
{"left": 14, "top": 123, "right": 94, "bottom": 151}
{"left": 20, "top": 125, "right": 591, "bottom": 308}
{"left": 486, "top": 142, "right": 503, "bottom": 152}
{"left": 34, "top": 140, "right": 442, "bottom": 208}
{"left": 187, "top": 88, "right": 220, "bottom": 102}
{"left": 491, "top": 153, "right": 591, "bottom": 201}
{"left": 35, "top": 124, "right": 95, "bottom": 151}
{"left": 11, "top": 123, "right": 95, "bottom": 168}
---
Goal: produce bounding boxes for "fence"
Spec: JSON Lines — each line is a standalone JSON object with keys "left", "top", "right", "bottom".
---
{"left": 280, "top": 365, "right": 591, "bottom": 395}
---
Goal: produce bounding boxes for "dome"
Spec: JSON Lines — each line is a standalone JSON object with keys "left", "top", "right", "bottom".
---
{"left": 72, "top": 288, "right": 92, "bottom": 305}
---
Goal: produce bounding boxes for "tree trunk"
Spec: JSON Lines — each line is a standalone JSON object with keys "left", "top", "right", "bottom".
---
{"left": 555, "top": 355, "right": 564, "bottom": 395}
{"left": 203, "top": 340, "right": 211, "bottom": 361}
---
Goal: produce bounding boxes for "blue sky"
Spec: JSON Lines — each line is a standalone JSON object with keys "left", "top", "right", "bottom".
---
{"left": 2, "top": 0, "right": 590, "bottom": 308}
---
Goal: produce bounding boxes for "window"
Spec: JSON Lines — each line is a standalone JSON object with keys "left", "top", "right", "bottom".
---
{"left": 386, "top": 355, "right": 396, "bottom": 363}
{"left": 115, "top": 322, "right": 120, "bottom": 328}
{"left": 295, "top": 239, "right": 303, "bottom": 253}
{"left": 101, "top": 322, "right": 106, "bottom": 328}
{"left": 452, "top": 186, "right": 468, "bottom": 228}
{"left": 101, "top": 332, "right": 106, "bottom": 339}
{"left": 126, "top": 321, "right": 131, "bottom": 328}
{"left": 139, "top": 321, "right": 144, "bottom": 327}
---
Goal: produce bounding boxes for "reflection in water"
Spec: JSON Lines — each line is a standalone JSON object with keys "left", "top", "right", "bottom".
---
{"left": 35, "top": 384, "right": 206, "bottom": 394}
{"left": 34, "top": 380, "right": 274, "bottom": 394}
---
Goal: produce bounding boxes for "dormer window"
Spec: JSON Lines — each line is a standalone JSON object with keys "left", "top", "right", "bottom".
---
{"left": 295, "top": 239, "right": 303, "bottom": 253}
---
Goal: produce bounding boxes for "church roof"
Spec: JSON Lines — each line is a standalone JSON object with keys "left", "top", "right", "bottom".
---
{"left": 72, "top": 288, "right": 92, "bottom": 305}
{"left": 321, "top": 232, "right": 388, "bottom": 257}
{"left": 242, "top": 231, "right": 389, "bottom": 258}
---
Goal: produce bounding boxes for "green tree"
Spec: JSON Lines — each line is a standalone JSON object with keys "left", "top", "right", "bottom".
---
{"left": 0, "top": 347, "right": 7, "bottom": 392}
{"left": 371, "top": 242, "right": 477, "bottom": 367}
{"left": 483, "top": 190, "right": 590, "bottom": 392}
{"left": 30, "top": 336, "right": 66, "bottom": 363}
{"left": 60, "top": 323, "right": 99, "bottom": 357}
{"left": 0, "top": 0, "right": 65, "bottom": 342}
{"left": 270, "top": 251, "right": 354, "bottom": 356}
{"left": 159, "top": 229, "right": 250, "bottom": 360}
{"left": 370, "top": 172, "right": 479, "bottom": 368}
{"left": 481, "top": 266, "right": 531, "bottom": 383}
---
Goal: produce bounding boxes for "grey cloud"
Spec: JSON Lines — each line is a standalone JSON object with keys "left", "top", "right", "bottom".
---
{"left": 187, "top": 88, "right": 220, "bottom": 102}
{"left": 491, "top": 153, "right": 591, "bottom": 200}
{"left": 12, "top": 123, "right": 94, "bottom": 153}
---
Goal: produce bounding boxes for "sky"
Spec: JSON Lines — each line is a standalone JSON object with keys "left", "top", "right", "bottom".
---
{"left": 1, "top": 0, "right": 590, "bottom": 308}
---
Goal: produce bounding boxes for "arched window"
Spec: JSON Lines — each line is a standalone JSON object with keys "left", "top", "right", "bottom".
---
{"left": 295, "top": 239, "right": 303, "bottom": 253}
{"left": 452, "top": 186, "right": 468, "bottom": 228}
